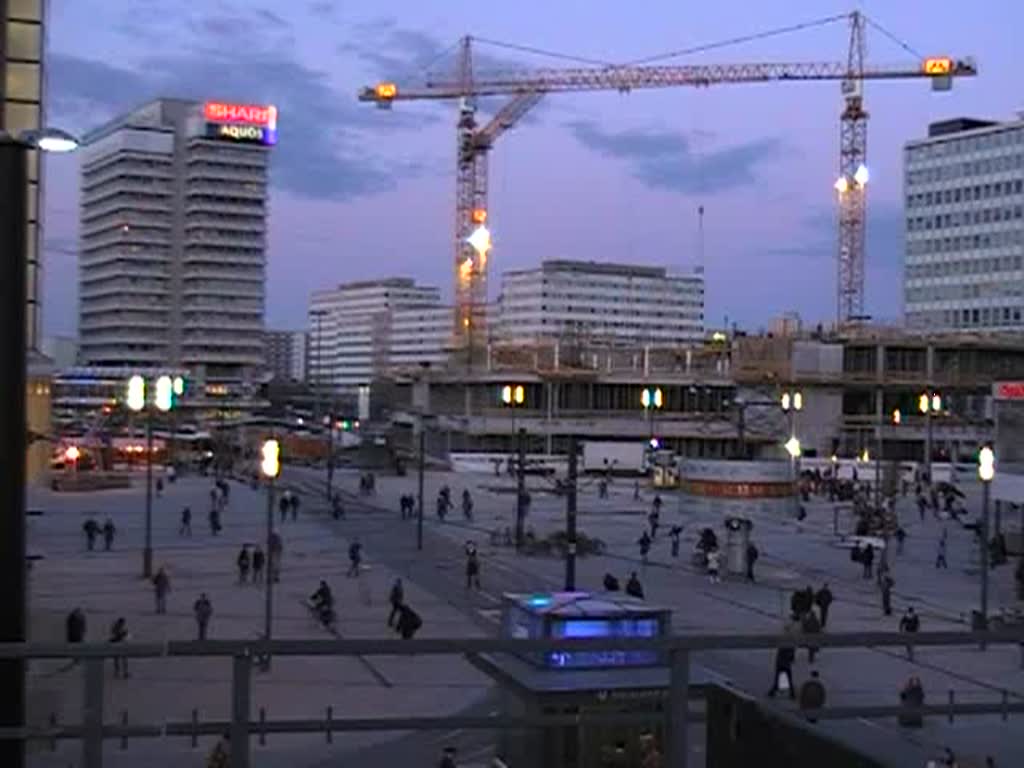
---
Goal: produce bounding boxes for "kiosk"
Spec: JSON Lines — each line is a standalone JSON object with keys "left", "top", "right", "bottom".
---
{"left": 471, "top": 592, "right": 727, "bottom": 768}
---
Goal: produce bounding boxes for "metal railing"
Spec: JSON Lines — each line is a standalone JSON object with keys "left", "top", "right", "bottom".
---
{"left": 8, "top": 628, "right": 1024, "bottom": 768}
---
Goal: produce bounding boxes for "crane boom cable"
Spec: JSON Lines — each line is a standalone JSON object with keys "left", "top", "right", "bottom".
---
{"left": 471, "top": 36, "right": 615, "bottom": 67}
{"left": 623, "top": 13, "right": 849, "bottom": 66}
{"left": 863, "top": 14, "right": 923, "bottom": 60}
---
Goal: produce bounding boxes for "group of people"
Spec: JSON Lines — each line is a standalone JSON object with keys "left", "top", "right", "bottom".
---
{"left": 603, "top": 570, "right": 645, "bottom": 599}
{"left": 81, "top": 517, "right": 116, "bottom": 551}
{"left": 235, "top": 544, "right": 267, "bottom": 584}
{"left": 147, "top": 566, "right": 216, "bottom": 639}
{"left": 278, "top": 489, "right": 300, "bottom": 522}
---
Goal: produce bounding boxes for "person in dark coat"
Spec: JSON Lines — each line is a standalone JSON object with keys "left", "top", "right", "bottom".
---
{"left": 898, "top": 675, "right": 925, "bottom": 727}
{"left": 798, "top": 669, "right": 826, "bottom": 722}
{"left": 279, "top": 493, "right": 289, "bottom": 523}
{"left": 179, "top": 506, "right": 192, "bottom": 536}
{"left": 193, "top": 593, "right": 213, "bottom": 640}
{"left": 395, "top": 603, "right": 422, "bottom": 639}
{"left": 625, "top": 572, "right": 644, "bottom": 599}
{"left": 880, "top": 573, "right": 895, "bottom": 616}
{"left": 899, "top": 606, "right": 920, "bottom": 660}
{"left": 637, "top": 531, "right": 652, "bottom": 563}
{"left": 669, "top": 526, "right": 683, "bottom": 558}
{"left": 110, "top": 617, "right": 129, "bottom": 678}
{"left": 153, "top": 567, "right": 170, "bottom": 614}
{"left": 251, "top": 546, "right": 265, "bottom": 582}
{"left": 814, "top": 584, "right": 833, "bottom": 628}
{"left": 83, "top": 518, "right": 100, "bottom": 551}
{"left": 388, "top": 578, "right": 404, "bottom": 627}
{"left": 290, "top": 494, "right": 300, "bottom": 521}
{"left": 66, "top": 608, "right": 86, "bottom": 644}
{"left": 236, "top": 546, "right": 250, "bottom": 584}
{"left": 347, "top": 540, "right": 362, "bottom": 577}
{"left": 767, "top": 645, "right": 796, "bottom": 699}
{"left": 603, "top": 572, "right": 620, "bottom": 592}
{"left": 465, "top": 549, "right": 481, "bottom": 590}
{"left": 746, "top": 542, "right": 759, "bottom": 581}
{"left": 802, "top": 608, "right": 822, "bottom": 663}
{"left": 862, "top": 543, "right": 875, "bottom": 579}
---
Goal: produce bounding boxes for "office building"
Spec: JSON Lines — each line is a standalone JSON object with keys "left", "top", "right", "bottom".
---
{"left": 78, "top": 98, "right": 276, "bottom": 393}
{"left": 387, "top": 306, "right": 452, "bottom": 369}
{"left": 309, "top": 278, "right": 442, "bottom": 392}
{"left": 497, "top": 260, "right": 704, "bottom": 346}
{"left": 904, "top": 116, "right": 1024, "bottom": 331}
{"left": 264, "top": 330, "right": 307, "bottom": 382}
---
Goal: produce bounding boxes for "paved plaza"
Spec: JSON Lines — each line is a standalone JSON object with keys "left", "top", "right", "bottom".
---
{"left": 24, "top": 462, "right": 1024, "bottom": 767}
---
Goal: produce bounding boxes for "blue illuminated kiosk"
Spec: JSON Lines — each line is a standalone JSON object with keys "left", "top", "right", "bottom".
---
{"left": 471, "top": 591, "right": 721, "bottom": 768}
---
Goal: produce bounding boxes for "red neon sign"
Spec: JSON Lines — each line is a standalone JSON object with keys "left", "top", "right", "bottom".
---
{"left": 994, "top": 381, "right": 1024, "bottom": 400}
{"left": 204, "top": 102, "right": 277, "bottom": 128}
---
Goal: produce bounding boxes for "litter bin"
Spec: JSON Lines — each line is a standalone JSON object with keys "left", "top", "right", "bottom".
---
{"left": 724, "top": 517, "right": 753, "bottom": 576}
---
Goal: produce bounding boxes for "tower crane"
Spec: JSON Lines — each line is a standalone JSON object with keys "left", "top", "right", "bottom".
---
{"left": 360, "top": 12, "right": 976, "bottom": 345}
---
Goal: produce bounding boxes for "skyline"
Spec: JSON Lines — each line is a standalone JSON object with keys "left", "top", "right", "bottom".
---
{"left": 41, "top": 0, "right": 1023, "bottom": 338}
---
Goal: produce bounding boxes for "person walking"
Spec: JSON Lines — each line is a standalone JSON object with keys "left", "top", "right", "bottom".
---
{"left": 633, "top": 480, "right": 640, "bottom": 501}
{"left": 208, "top": 506, "right": 221, "bottom": 536}
{"left": 347, "top": 539, "right": 362, "bottom": 577}
{"left": 109, "top": 617, "right": 129, "bottom": 678}
{"left": 862, "top": 543, "right": 875, "bottom": 579}
{"left": 746, "top": 542, "right": 759, "bottom": 582}
{"left": 395, "top": 603, "right": 422, "bottom": 639}
{"left": 236, "top": 545, "right": 250, "bottom": 584}
{"left": 83, "top": 518, "right": 100, "bottom": 551}
{"left": 290, "top": 493, "right": 300, "bottom": 521}
{"left": 706, "top": 548, "right": 721, "bottom": 584}
{"left": 193, "top": 593, "right": 213, "bottom": 640}
{"left": 66, "top": 607, "right": 86, "bottom": 645}
{"left": 899, "top": 606, "right": 920, "bottom": 661}
{"left": 388, "top": 578, "right": 404, "bottom": 627}
{"left": 637, "top": 530, "right": 652, "bottom": 564}
{"left": 279, "top": 492, "right": 289, "bottom": 524}
{"left": 153, "top": 567, "right": 170, "bottom": 614}
{"left": 880, "top": 572, "right": 895, "bottom": 616}
{"left": 251, "top": 546, "right": 265, "bottom": 583}
{"left": 798, "top": 669, "right": 826, "bottom": 722}
{"left": 815, "top": 583, "right": 833, "bottom": 629}
{"left": 935, "top": 535, "right": 948, "bottom": 569}
{"left": 895, "top": 526, "right": 907, "bottom": 555}
{"left": 669, "top": 525, "right": 682, "bottom": 558}
{"left": 648, "top": 507, "right": 660, "bottom": 539}
{"left": 625, "top": 571, "right": 645, "bottom": 599}
{"left": 898, "top": 676, "right": 925, "bottom": 728}
{"left": 767, "top": 644, "right": 797, "bottom": 699}
{"left": 802, "top": 608, "right": 822, "bottom": 663}
{"left": 466, "top": 548, "right": 481, "bottom": 590}
{"left": 101, "top": 518, "right": 116, "bottom": 551}
{"left": 179, "top": 506, "right": 192, "bottom": 536}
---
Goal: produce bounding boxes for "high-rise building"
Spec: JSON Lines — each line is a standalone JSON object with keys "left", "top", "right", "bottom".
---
{"left": 497, "top": 260, "right": 704, "bottom": 345}
{"left": 386, "top": 305, "right": 452, "bottom": 369}
{"left": 264, "top": 330, "right": 307, "bottom": 382}
{"left": 904, "top": 116, "right": 1024, "bottom": 331}
{"left": 309, "top": 278, "right": 441, "bottom": 392}
{"left": 78, "top": 99, "right": 276, "bottom": 390}
{"left": 2, "top": 0, "right": 46, "bottom": 350}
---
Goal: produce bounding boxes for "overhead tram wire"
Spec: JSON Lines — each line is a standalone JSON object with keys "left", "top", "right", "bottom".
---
{"left": 621, "top": 13, "right": 850, "bottom": 66}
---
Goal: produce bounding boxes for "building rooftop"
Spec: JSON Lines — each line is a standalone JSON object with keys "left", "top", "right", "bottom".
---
{"left": 926, "top": 116, "right": 999, "bottom": 138}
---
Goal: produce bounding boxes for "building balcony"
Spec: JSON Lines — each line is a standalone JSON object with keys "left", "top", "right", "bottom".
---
{"left": 81, "top": 198, "right": 173, "bottom": 223}
{"left": 186, "top": 182, "right": 264, "bottom": 200}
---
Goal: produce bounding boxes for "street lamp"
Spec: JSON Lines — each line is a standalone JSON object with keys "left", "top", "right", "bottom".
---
{"left": 978, "top": 446, "right": 995, "bottom": 641}
{"left": 641, "top": 387, "right": 664, "bottom": 456}
{"left": 1, "top": 127, "right": 79, "bottom": 768}
{"left": 781, "top": 390, "right": 803, "bottom": 512}
{"left": 919, "top": 391, "right": 942, "bottom": 484}
{"left": 260, "top": 439, "right": 280, "bottom": 668}
{"left": 501, "top": 384, "right": 527, "bottom": 549}
{"left": 127, "top": 374, "right": 173, "bottom": 578}
{"left": 64, "top": 445, "right": 81, "bottom": 475}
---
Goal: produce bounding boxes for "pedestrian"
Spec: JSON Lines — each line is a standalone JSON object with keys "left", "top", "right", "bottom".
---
{"left": 102, "top": 518, "right": 116, "bottom": 551}
{"left": 935, "top": 536, "right": 948, "bottom": 569}
{"left": 438, "top": 745, "right": 457, "bottom": 768}
{"left": 706, "top": 548, "right": 721, "bottom": 583}
{"left": 83, "top": 518, "right": 99, "bottom": 551}
{"left": 917, "top": 493, "right": 927, "bottom": 522}
{"left": 347, "top": 539, "right": 362, "bottom": 577}
{"left": 603, "top": 572, "right": 620, "bottom": 592}
{"left": 66, "top": 607, "right": 86, "bottom": 644}
{"left": 236, "top": 545, "right": 250, "bottom": 584}
{"left": 180, "top": 506, "right": 192, "bottom": 536}
{"left": 388, "top": 578, "right": 404, "bottom": 627}
{"left": 896, "top": 526, "right": 907, "bottom": 554}
{"left": 633, "top": 480, "right": 640, "bottom": 500}
{"left": 746, "top": 541, "right": 759, "bottom": 582}
{"left": 802, "top": 608, "right": 822, "bottom": 663}
{"left": 880, "top": 572, "right": 895, "bottom": 616}
{"left": 207, "top": 731, "right": 230, "bottom": 768}
{"left": 193, "top": 593, "right": 213, "bottom": 640}
{"left": 466, "top": 547, "right": 481, "bottom": 590}
{"left": 291, "top": 493, "right": 300, "bottom": 522}
{"left": 109, "top": 617, "right": 129, "bottom": 678}
{"left": 625, "top": 571, "right": 644, "bottom": 599}
{"left": 661, "top": 526, "right": 679, "bottom": 559}
{"left": 208, "top": 506, "right": 221, "bottom": 536}
{"left": 898, "top": 675, "right": 925, "bottom": 728}
{"left": 648, "top": 508, "right": 660, "bottom": 539}
{"left": 395, "top": 603, "right": 422, "bottom": 639}
{"left": 155, "top": 477, "right": 164, "bottom": 497}
{"left": 815, "top": 583, "right": 833, "bottom": 628}
{"left": 279, "top": 492, "right": 289, "bottom": 523}
{"left": 767, "top": 644, "right": 796, "bottom": 699}
{"left": 899, "top": 606, "right": 920, "bottom": 661}
{"left": 637, "top": 530, "right": 652, "bottom": 563}
{"left": 798, "top": 669, "right": 826, "bottom": 722}
{"left": 862, "top": 543, "right": 875, "bottom": 579}
{"left": 252, "top": 546, "right": 265, "bottom": 582}
{"left": 153, "top": 567, "right": 170, "bottom": 614}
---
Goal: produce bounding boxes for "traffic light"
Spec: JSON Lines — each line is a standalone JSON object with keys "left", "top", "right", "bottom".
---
{"left": 978, "top": 446, "right": 995, "bottom": 482}
{"left": 126, "top": 375, "right": 146, "bottom": 412}
{"left": 261, "top": 439, "right": 280, "bottom": 478}
{"left": 172, "top": 376, "right": 185, "bottom": 405}
{"left": 155, "top": 375, "right": 173, "bottom": 412}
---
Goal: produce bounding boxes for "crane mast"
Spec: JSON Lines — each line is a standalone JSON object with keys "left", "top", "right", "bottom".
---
{"left": 360, "top": 15, "right": 976, "bottom": 345}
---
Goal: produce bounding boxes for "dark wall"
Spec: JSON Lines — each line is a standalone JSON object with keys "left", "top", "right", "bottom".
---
{"left": 707, "top": 686, "right": 890, "bottom": 768}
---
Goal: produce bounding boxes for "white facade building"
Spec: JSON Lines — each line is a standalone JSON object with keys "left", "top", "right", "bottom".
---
{"left": 387, "top": 305, "right": 452, "bottom": 369}
{"left": 904, "top": 116, "right": 1024, "bottom": 331}
{"left": 497, "top": 260, "right": 704, "bottom": 345}
{"left": 78, "top": 98, "right": 272, "bottom": 385}
{"left": 264, "top": 330, "right": 307, "bottom": 382}
{"left": 309, "top": 278, "right": 442, "bottom": 392}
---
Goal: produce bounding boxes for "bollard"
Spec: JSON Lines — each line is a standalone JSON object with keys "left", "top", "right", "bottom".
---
{"left": 325, "top": 706, "right": 333, "bottom": 744}
{"left": 231, "top": 654, "right": 252, "bottom": 768}
{"left": 81, "top": 658, "right": 105, "bottom": 768}
{"left": 1002, "top": 690, "right": 1009, "bottom": 722}
{"left": 190, "top": 709, "right": 198, "bottom": 748}
{"left": 120, "top": 711, "right": 129, "bottom": 750}
{"left": 259, "top": 707, "right": 267, "bottom": 747}
{"left": 947, "top": 689, "right": 955, "bottom": 724}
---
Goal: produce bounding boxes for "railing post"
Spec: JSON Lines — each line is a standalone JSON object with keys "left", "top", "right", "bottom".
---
{"left": 667, "top": 648, "right": 690, "bottom": 768}
{"left": 81, "top": 658, "right": 105, "bottom": 768}
{"left": 231, "top": 653, "right": 252, "bottom": 768}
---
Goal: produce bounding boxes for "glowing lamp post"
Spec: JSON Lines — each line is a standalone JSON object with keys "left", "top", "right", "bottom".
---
{"left": 501, "top": 384, "right": 528, "bottom": 548}
{"left": 978, "top": 446, "right": 995, "bottom": 641}
{"left": 918, "top": 391, "right": 942, "bottom": 483}
{"left": 260, "top": 438, "right": 280, "bottom": 668}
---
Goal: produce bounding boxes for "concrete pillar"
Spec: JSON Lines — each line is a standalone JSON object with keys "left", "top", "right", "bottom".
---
{"left": 231, "top": 653, "right": 252, "bottom": 768}
{"left": 666, "top": 649, "right": 690, "bottom": 768}
{"left": 82, "top": 658, "right": 104, "bottom": 768}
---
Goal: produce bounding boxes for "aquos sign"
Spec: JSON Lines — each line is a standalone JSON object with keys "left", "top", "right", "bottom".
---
{"left": 203, "top": 102, "right": 278, "bottom": 146}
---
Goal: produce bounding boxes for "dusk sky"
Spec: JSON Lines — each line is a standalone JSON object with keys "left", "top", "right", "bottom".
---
{"left": 41, "top": 0, "right": 1022, "bottom": 338}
